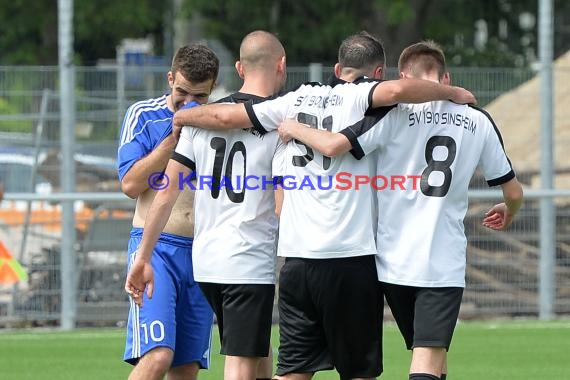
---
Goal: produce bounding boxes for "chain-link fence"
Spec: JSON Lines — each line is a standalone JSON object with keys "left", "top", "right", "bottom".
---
{"left": 0, "top": 64, "right": 538, "bottom": 141}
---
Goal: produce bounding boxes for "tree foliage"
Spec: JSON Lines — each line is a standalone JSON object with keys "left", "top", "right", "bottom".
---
{"left": 0, "top": 0, "right": 567, "bottom": 67}
{"left": 0, "top": 0, "right": 167, "bottom": 65}
{"left": 182, "top": 0, "right": 368, "bottom": 65}
{"left": 74, "top": 0, "right": 167, "bottom": 65}
{"left": 184, "top": 0, "right": 569, "bottom": 67}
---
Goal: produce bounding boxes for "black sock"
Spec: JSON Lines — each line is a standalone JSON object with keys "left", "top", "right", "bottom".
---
{"left": 440, "top": 374, "right": 447, "bottom": 380}
{"left": 409, "top": 374, "right": 440, "bottom": 380}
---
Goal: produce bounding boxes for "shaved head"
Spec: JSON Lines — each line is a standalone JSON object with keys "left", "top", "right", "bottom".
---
{"left": 239, "top": 30, "right": 285, "bottom": 70}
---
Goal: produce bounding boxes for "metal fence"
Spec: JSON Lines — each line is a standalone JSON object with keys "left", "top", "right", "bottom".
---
{"left": 0, "top": 64, "right": 537, "bottom": 142}
{"left": 0, "top": 64, "right": 569, "bottom": 326}
{"left": 464, "top": 191, "right": 570, "bottom": 317}
{"left": 0, "top": 196, "right": 134, "bottom": 326}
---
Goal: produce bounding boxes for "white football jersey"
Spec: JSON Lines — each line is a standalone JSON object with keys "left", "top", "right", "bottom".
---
{"left": 346, "top": 101, "right": 515, "bottom": 287}
{"left": 245, "top": 78, "right": 380, "bottom": 259}
{"left": 173, "top": 93, "right": 281, "bottom": 284}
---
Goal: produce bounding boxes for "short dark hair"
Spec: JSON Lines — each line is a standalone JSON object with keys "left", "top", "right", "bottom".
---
{"left": 338, "top": 31, "right": 385, "bottom": 72}
{"left": 171, "top": 44, "right": 219, "bottom": 83}
{"left": 398, "top": 40, "right": 447, "bottom": 80}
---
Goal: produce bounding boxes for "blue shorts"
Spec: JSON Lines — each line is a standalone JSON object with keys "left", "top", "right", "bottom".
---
{"left": 124, "top": 228, "right": 214, "bottom": 368}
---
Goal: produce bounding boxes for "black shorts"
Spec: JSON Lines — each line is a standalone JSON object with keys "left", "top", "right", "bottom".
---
{"left": 198, "top": 282, "right": 275, "bottom": 357}
{"left": 276, "top": 255, "right": 383, "bottom": 379}
{"left": 380, "top": 282, "right": 463, "bottom": 350}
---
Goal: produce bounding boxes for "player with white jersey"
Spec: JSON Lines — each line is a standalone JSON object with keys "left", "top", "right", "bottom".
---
{"left": 173, "top": 92, "right": 281, "bottom": 369}
{"left": 174, "top": 100, "right": 281, "bottom": 284}
{"left": 251, "top": 76, "right": 380, "bottom": 259}
{"left": 352, "top": 101, "right": 516, "bottom": 287}
{"left": 126, "top": 31, "right": 287, "bottom": 380}
{"left": 276, "top": 41, "right": 523, "bottom": 380}
{"left": 171, "top": 32, "right": 477, "bottom": 380}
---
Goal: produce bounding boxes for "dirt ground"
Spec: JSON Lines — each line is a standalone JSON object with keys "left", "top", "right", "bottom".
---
{"left": 484, "top": 50, "right": 570, "bottom": 189}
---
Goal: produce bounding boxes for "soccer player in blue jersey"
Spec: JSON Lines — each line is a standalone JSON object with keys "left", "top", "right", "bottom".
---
{"left": 126, "top": 30, "right": 287, "bottom": 380}
{"left": 118, "top": 44, "right": 219, "bottom": 380}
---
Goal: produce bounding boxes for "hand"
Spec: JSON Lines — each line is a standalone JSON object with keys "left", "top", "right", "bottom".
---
{"left": 124, "top": 253, "right": 154, "bottom": 307}
{"left": 450, "top": 86, "right": 477, "bottom": 105}
{"left": 278, "top": 119, "right": 307, "bottom": 143}
{"left": 173, "top": 122, "right": 183, "bottom": 142}
{"left": 482, "top": 203, "right": 514, "bottom": 231}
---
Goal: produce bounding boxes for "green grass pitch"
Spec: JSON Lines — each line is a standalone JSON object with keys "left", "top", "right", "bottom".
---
{"left": 0, "top": 320, "right": 567, "bottom": 379}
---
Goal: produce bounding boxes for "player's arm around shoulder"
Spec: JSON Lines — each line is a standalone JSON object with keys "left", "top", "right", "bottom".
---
{"left": 278, "top": 119, "right": 351, "bottom": 157}
{"left": 482, "top": 177, "right": 524, "bottom": 231}
{"left": 371, "top": 78, "right": 477, "bottom": 107}
{"left": 173, "top": 102, "right": 251, "bottom": 139}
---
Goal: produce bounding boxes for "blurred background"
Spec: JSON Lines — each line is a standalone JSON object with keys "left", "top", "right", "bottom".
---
{"left": 0, "top": 0, "right": 569, "bottom": 329}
